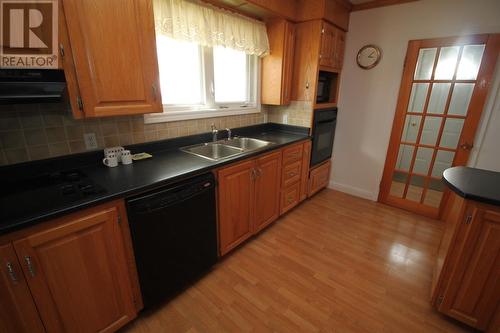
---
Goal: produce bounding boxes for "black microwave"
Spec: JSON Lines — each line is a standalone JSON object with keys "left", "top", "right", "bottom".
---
{"left": 316, "top": 75, "right": 331, "bottom": 103}
{"left": 316, "top": 71, "right": 338, "bottom": 104}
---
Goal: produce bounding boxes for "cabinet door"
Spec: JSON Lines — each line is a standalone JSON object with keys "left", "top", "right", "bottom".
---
{"left": 13, "top": 205, "right": 137, "bottom": 333}
{"left": 254, "top": 151, "right": 282, "bottom": 232}
{"left": 262, "top": 19, "right": 295, "bottom": 105}
{"left": 62, "top": 0, "right": 162, "bottom": 117}
{"left": 319, "top": 22, "right": 336, "bottom": 67}
{"left": 439, "top": 207, "right": 500, "bottom": 330}
{"left": 218, "top": 160, "right": 255, "bottom": 256}
{"left": 300, "top": 141, "right": 312, "bottom": 201}
{"left": 334, "top": 29, "right": 346, "bottom": 70}
{"left": 282, "top": 21, "right": 296, "bottom": 105}
{"left": 308, "top": 160, "right": 331, "bottom": 197}
{"left": 0, "top": 244, "right": 44, "bottom": 333}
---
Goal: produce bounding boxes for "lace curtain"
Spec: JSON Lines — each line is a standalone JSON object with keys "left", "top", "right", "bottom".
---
{"left": 153, "top": 0, "right": 270, "bottom": 56}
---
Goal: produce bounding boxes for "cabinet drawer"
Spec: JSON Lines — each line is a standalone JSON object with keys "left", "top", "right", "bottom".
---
{"left": 281, "top": 182, "right": 301, "bottom": 215}
{"left": 283, "top": 143, "right": 303, "bottom": 165}
{"left": 282, "top": 160, "right": 302, "bottom": 187}
{"left": 309, "top": 161, "right": 331, "bottom": 196}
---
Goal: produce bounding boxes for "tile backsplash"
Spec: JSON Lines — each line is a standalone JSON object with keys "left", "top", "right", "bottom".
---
{"left": 265, "top": 101, "right": 313, "bottom": 128}
{"left": 0, "top": 102, "right": 266, "bottom": 166}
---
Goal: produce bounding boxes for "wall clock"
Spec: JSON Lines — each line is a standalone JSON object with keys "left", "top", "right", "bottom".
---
{"left": 356, "top": 45, "right": 382, "bottom": 69}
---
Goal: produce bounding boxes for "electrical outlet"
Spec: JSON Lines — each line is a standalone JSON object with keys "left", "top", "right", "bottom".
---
{"left": 83, "top": 133, "right": 98, "bottom": 150}
{"left": 282, "top": 114, "right": 288, "bottom": 124}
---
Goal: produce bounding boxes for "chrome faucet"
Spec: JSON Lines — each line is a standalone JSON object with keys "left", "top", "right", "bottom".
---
{"left": 226, "top": 128, "right": 232, "bottom": 140}
{"left": 211, "top": 124, "right": 219, "bottom": 142}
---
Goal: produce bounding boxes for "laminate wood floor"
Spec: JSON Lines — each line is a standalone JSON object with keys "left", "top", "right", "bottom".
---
{"left": 120, "top": 189, "right": 474, "bottom": 333}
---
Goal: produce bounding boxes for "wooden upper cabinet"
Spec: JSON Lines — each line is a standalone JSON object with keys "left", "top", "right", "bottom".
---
{"left": 254, "top": 151, "right": 282, "bottom": 232}
{"left": 291, "top": 20, "right": 322, "bottom": 102}
{"left": 0, "top": 243, "right": 44, "bottom": 333}
{"left": 296, "top": 0, "right": 351, "bottom": 31}
{"left": 13, "top": 203, "right": 137, "bottom": 333}
{"left": 319, "top": 21, "right": 345, "bottom": 71}
{"left": 218, "top": 160, "right": 255, "bottom": 256}
{"left": 245, "top": 0, "right": 297, "bottom": 20}
{"left": 319, "top": 22, "right": 336, "bottom": 68}
{"left": 262, "top": 19, "right": 296, "bottom": 105}
{"left": 334, "top": 29, "right": 346, "bottom": 70}
{"left": 438, "top": 205, "right": 500, "bottom": 330}
{"left": 62, "top": 0, "right": 162, "bottom": 117}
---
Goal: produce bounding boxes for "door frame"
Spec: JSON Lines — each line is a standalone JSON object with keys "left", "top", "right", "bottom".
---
{"left": 379, "top": 34, "right": 500, "bottom": 219}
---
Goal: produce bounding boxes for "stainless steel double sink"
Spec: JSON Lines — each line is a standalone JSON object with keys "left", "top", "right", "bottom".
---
{"left": 181, "top": 137, "right": 274, "bottom": 161}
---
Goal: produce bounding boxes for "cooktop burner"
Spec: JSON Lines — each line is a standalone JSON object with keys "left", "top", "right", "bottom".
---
{"left": 0, "top": 169, "right": 107, "bottom": 225}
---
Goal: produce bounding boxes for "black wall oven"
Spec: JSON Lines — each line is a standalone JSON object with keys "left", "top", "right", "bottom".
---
{"left": 311, "top": 108, "right": 337, "bottom": 166}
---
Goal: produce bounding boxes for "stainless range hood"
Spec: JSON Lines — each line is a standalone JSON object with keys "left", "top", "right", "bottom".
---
{"left": 0, "top": 69, "right": 67, "bottom": 103}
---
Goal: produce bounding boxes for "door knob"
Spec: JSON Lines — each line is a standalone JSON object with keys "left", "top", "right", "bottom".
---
{"left": 460, "top": 142, "right": 473, "bottom": 151}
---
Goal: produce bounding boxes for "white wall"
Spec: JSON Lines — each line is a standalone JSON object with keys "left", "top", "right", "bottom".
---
{"left": 330, "top": 0, "right": 500, "bottom": 201}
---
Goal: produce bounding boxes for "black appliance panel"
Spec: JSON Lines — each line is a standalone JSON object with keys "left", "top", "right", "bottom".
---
{"left": 126, "top": 173, "right": 218, "bottom": 309}
{"left": 0, "top": 69, "right": 66, "bottom": 103}
{"left": 311, "top": 108, "right": 337, "bottom": 166}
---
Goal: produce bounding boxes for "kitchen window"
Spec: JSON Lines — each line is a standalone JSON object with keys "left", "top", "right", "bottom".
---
{"left": 146, "top": 37, "right": 260, "bottom": 123}
{"left": 145, "top": 0, "right": 268, "bottom": 123}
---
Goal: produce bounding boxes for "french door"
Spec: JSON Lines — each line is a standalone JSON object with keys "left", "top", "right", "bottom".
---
{"left": 379, "top": 34, "right": 499, "bottom": 218}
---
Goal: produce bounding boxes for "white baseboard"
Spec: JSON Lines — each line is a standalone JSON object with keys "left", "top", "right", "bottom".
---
{"left": 328, "top": 181, "right": 378, "bottom": 201}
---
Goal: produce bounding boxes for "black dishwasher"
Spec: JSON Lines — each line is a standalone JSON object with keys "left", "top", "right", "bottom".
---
{"left": 126, "top": 173, "right": 218, "bottom": 309}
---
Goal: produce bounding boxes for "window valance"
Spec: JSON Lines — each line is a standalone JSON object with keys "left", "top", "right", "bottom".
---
{"left": 153, "top": 0, "right": 270, "bottom": 56}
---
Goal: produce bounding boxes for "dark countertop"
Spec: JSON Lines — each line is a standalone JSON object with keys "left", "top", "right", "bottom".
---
{"left": 0, "top": 123, "right": 310, "bottom": 235}
{"left": 443, "top": 166, "right": 500, "bottom": 207}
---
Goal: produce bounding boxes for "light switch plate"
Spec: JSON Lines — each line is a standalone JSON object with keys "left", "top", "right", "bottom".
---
{"left": 84, "top": 133, "right": 98, "bottom": 150}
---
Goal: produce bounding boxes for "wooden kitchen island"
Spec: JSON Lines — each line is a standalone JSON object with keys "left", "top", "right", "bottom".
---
{"left": 432, "top": 166, "right": 500, "bottom": 332}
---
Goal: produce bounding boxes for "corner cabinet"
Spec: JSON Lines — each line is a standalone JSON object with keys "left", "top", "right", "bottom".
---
{"left": 262, "top": 19, "right": 296, "bottom": 105}
{"left": 432, "top": 192, "right": 500, "bottom": 331}
{"left": 61, "top": 0, "right": 162, "bottom": 118}
{"left": 0, "top": 200, "right": 141, "bottom": 333}
{"left": 218, "top": 151, "right": 282, "bottom": 255}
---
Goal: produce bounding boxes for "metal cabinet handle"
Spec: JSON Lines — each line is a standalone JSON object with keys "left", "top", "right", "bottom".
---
{"left": 251, "top": 168, "right": 257, "bottom": 181}
{"left": 24, "top": 256, "right": 36, "bottom": 277}
{"left": 288, "top": 172, "right": 296, "bottom": 177}
{"left": 6, "top": 262, "right": 18, "bottom": 283}
{"left": 152, "top": 84, "right": 157, "bottom": 101}
{"left": 257, "top": 168, "right": 262, "bottom": 177}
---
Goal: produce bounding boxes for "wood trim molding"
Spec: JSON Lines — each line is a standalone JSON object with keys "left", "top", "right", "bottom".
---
{"left": 351, "top": 0, "right": 419, "bottom": 12}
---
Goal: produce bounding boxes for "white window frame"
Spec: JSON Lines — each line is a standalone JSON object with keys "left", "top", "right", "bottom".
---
{"left": 145, "top": 43, "right": 261, "bottom": 124}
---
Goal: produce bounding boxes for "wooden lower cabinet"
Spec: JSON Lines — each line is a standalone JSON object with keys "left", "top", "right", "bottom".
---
{"left": 433, "top": 192, "right": 500, "bottom": 331}
{"left": 280, "top": 141, "right": 309, "bottom": 215}
{"left": 308, "top": 160, "right": 331, "bottom": 197}
{"left": 300, "top": 140, "right": 312, "bottom": 201}
{"left": 254, "top": 152, "right": 282, "bottom": 232}
{"left": 281, "top": 181, "right": 301, "bottom": 214}
{"left": 218, "top": 152, "right": 282, "bottom": 255}
{"left": 218, "top": 142, "right": 313, "bottom": 256}
{"left": 0, "top": 243, "right": 45, "bottom": 333}
{"left": 218, "top": 160, "right": 256, "bottom": 256}
{"left": 1, "top": 200, "right": 139, "bottom": 333}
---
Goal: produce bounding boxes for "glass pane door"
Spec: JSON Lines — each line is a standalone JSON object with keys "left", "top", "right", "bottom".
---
{"left": 380, "top": 34, "right": 498, "bottom": 218}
